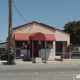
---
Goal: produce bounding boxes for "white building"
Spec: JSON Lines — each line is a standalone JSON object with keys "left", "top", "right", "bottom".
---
{"left": 10, "top": 21, "right": 70, "bottom": 60}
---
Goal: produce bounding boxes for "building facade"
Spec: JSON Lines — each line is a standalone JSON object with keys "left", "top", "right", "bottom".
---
{"left": 0, "top": 42, "right": 7, "bottom": 51}
{"left": 11, "top": 21, "right": 70, "bottom": 60}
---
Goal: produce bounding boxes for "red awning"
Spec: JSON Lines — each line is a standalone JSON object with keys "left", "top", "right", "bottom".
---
{"left": 14, "top": 33, "right": 29, "bottom": 41}
{"left": 30, "top": 32, "right": 56, "bottom": 41}
{"left": 44, "top": 34, "right": 56, "bottom": 41}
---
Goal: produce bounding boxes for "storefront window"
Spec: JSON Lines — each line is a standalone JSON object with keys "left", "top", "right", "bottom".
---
{"left": 41, "top": 41, "right": 53, "bottom": 49}
{"left": 15, "top": 41, "right": 27, "bottom": 49}
{"left": 21, "top": 41, "right": 27, "bottom": 49}
{"left": 15, "top": 41, "right": 21, "bottom": 48}
{"left": 47, "top": 41, "right": 53, "bottom": 49}
{"left": 41, "top": 41, "right": 45, "bottom": 49}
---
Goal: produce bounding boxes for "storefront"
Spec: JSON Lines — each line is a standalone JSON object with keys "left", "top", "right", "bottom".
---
{"left": 14, "top": 32, "right": 56, "bottom": 60}
{"left": 11, "top": 21, "right": 70, "bottom": 60}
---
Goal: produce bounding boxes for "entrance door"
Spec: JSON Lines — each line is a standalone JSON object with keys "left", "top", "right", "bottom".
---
{"left": 33, "top": 41, "right": 39, "bottom": 57}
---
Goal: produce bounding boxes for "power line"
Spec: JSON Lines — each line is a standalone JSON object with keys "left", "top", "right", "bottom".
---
{"left": 12, "top": 1, "right": 29, "bottom": 22}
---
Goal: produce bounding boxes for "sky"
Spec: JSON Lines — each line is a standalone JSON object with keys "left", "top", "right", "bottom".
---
{"left": 0, "top": 0, "right": 80, "bottom": 41}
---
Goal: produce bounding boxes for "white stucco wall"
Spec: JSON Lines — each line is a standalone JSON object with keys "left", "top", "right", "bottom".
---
{"left": 13, "top": 23, "right": 70, "bottom": 46}
{"left": 13, "top": 23, "right": 55, "bottom": 34}
{"left": 54, "top": 30, "right": 70, "bottom": 45}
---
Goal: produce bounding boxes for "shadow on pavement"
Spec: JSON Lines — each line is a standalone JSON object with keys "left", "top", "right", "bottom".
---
{"left": 55, "top": 58, "right": 63, "bottom": 61}
{"left": 2, "top": 62, "right": 8, "bottom": 65}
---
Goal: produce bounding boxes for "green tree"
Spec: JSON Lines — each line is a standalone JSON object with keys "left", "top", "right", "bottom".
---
{"left": 64, "top": 21, "right": 80, "bottom": 44}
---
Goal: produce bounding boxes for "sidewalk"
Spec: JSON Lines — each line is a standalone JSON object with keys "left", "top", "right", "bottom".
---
{"left": 0, "top": 59, "right": 80, "bottom": 65}
{"left": 14, "top": 59, "right": 80, "bottom": 65}
{"left": 62, "top": 59, "right": 80, "bottom": 64}
{"left": 0, "top": 60, "right": 7, "bottom": 65}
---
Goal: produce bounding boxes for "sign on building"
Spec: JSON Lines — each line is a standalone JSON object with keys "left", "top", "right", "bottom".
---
{"left": 40, "top": 49, "right": 55, "bottom": 61}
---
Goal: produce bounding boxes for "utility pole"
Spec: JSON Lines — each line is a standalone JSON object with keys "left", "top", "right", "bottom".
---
{"left": 8, "top": 0, "right": 13, "bottom": 65}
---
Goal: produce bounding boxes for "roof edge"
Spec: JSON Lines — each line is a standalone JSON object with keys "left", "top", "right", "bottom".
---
{"left": 56, "top": 28, "right": 70, "bottom": 35}
{"left": 13, "top": 21, "right": 35, "bottom": 30}
{"left": 13, "top": 21, "right": 70, "bottom": 35}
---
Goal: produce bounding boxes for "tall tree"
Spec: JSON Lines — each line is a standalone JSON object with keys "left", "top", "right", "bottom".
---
{"left": 64, "top": 21, "right": 80, "bottom": 44}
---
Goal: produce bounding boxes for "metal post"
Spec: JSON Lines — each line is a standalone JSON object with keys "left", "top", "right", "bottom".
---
{"left": 45, "top": 41, "right": 46, "bottom": 63}
{"left": 61, "top": 42, "right": 65, "bottom": 61}
{"left": 32, "top": 40, "right": 35, "bottom": 63}
{"left": 8, "top": 0, "right": 13, "bottom": 65}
